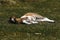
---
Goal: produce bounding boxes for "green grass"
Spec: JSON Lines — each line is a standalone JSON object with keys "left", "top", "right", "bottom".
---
{"left": 0, "top": 0, "right": 60, "bottom": 40}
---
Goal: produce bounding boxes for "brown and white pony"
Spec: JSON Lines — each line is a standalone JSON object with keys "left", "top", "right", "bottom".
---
{"left": 9, "top": 13, "right": 55, "bottom": 24}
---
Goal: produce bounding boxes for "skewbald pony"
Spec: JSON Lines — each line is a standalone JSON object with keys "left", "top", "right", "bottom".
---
{"left": 9, "top": 13, "right": 55, "bottom": 24}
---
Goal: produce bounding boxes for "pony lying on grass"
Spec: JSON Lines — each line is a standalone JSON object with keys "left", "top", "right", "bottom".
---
{"left": 9, "top": 13, "right": 55, "bottom": 24}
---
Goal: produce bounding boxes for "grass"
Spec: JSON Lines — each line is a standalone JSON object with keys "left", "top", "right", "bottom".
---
{"left": 0, "top": 0, "right": 60, "bottom": 40}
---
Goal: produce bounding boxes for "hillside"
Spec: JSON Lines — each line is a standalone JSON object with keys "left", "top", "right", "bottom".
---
{"left": 0, "top": 0, "right": 60, "bottom": 40}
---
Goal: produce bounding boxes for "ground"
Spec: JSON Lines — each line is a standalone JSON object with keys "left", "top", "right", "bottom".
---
{"left": 0, "top": 0, "right": 60, "bottom": 40}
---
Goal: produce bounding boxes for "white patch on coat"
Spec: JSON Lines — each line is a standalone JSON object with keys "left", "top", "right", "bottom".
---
{"left": 11, "top": 18, "right": 15, "bottom": 22}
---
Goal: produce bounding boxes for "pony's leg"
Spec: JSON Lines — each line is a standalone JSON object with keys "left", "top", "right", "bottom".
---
{"left": 36, "top": 17, "right": 55, "bottom": 22}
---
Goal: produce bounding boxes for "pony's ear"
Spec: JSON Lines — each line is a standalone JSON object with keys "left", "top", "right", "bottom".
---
{"left": 11, "top": 16, "right": 16, "bottom": 18}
